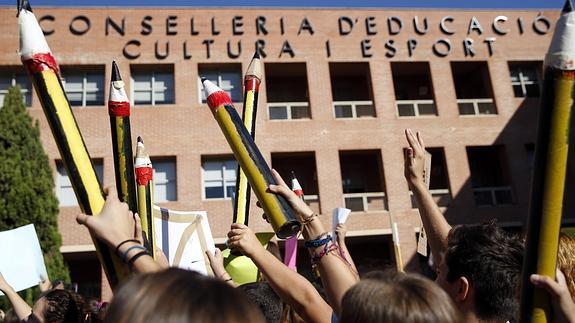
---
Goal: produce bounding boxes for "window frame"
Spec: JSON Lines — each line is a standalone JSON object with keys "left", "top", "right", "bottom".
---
{"left": 198, "top": 65, "right": 243, "bottom": 103}
{"left": 201, "top": 158, "right": 238, "bottom": 200}
{"left": 0, "top": 71, "right": 32, "bottom": 107}
{"left": 151, "top": 158, "right": 178, "bottom": 202}
{"left": 61, "top": 70, "right": 105, "bottom": 107}
{"left": 130, "top": 67, "right": 175, "bottom": 106}
{"left": 509, "top": 64, "right": 540, "bottom": 98}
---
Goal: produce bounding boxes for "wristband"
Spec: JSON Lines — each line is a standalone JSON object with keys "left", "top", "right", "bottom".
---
{"left": 114, "top": 239, "right": 140, "bottom": 256}
{"left": 121, "top": 245, "right": 147, "bottom": 263}
{"left": 305, "top": 234, "right": 332, "bottom": 249}
{"left": 127, "top": 250, "right": 150, "bottom": 270}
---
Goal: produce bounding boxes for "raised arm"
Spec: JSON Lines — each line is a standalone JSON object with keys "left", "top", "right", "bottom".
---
{"left": 76, "top": 187, "right": 161, "bottom": 274}
{"left": 335, "top": 223, "right": 359, "bottom": 278}
{"left": 267, "top": 169, "right": 359, "bottom": 317}
{"left": 0, "top": 273, "right": 32, "bottom": 321}
{"left": 404, "top": 129, "right": 451, "bottom": 265}
{"left": 228, "top": 223, "right": 332, "bottom": 323}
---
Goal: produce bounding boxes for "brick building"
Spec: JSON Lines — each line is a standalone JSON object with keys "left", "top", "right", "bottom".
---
{"left": 0, "top": 6, "right": 571, "bottom": 298}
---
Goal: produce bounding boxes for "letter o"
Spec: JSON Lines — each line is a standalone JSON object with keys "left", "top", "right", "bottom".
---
{"left": 433, "top": 38, "right": 452, "bottom": 57}
{"left": 533, "top": 16, "right": 551, "bottom": 35}
{"left": 69, "top": 15, "right": 91, "bottom": 35}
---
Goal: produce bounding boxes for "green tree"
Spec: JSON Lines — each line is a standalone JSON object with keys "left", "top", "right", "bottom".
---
{"left": 0, "top": 86, "right": 69, "bottom": 307}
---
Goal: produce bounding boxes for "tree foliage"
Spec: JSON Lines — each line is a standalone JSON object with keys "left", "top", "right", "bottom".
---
{"left": 0, "top": 86, "right": 69, "bottom": 307}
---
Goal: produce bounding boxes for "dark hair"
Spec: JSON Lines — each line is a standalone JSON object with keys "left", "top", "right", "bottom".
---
{"left": 105, "top": 268, "right": 265, "bottom": 323}
{"left": 340, "top": 271, "right": 461, "bottom": 323}
{"left": 42, "top": 289, "right": 86, "bottom": 323}
{"left": 445, "top": 221, "right": 524, "bottom": 321}
{"left": 238, "top": 282, "right": 282, "bottom": 323}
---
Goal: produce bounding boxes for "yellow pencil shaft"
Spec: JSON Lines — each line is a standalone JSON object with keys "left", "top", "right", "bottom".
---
{"left": 234, "top": 89, "right": 256, "bottom": 225}
{"left": 393, "top": 244, "right": 404, "bottom": 272}
{"left": 114, "top": 118, "right": 131, "bottom": 206}
{"left": 138, "top": 182, "right": 157, "bottom": 259}
{"left": 34, "top": 70, "right": 128, "bottom": 286}
{"left": 42, "top": 71, "right": 104, "bottom": 211}
{"left": 215, "top": 106, "right": 288, "bottom": 234}
{"left": 530, "top": 73, "right": 573, "bottom": 322}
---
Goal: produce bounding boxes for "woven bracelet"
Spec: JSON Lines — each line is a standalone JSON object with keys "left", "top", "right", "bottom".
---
{"left": 305, "top": 234, "right": 332, "bottom": 249}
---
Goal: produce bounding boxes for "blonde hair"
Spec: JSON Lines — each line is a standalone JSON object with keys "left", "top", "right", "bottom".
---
{"left": 558, "top": 233, "right": 575, "bottom": 300}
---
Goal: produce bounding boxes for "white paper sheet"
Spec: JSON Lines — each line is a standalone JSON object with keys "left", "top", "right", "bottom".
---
{"left": 0, "top": 224, "right": 48, "bottom": 295}
{"left": 332, "top": 207, "right": 351, "bottom": 245}
{"left": 153, "top": 207, "right": 216, "bottom": 276}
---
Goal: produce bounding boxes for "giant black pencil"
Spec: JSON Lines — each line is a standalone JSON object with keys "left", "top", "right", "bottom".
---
{"left": 108, "top": 61, "right": 137, "bottom": 213}
{"left": 233, "top": 52, "right": 262, "bottom": 226}
{"left": 18, "top": 0, "right": 127, "bottom": 287}
{"left": 202, "top": 78, "right": 300, "bottom": 239}
{"left": 520, "top": 1, "right": 575, "bottom": 322}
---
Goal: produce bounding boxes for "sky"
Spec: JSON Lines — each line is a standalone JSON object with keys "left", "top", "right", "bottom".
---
{"left": 0, "top": 0, "right": 566, "bottom": 8}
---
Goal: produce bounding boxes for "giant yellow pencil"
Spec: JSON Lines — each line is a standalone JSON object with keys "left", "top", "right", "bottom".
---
{"left": 135, "top": 136, "right": 156, "bottom": 259}
{"left": 18, "top": 0, "right": 126, "bottom": 286}
{"left": 108, "top": 61, "right": 137, "bottom": 213}
{"left": 202, "top": 79, "right": 300, "bottom": 239}
{"left": 233, "top": 52, "right": 262, "bottom": 226}
{"left": 520, "top": 1, "right": 575, "bottom": 322}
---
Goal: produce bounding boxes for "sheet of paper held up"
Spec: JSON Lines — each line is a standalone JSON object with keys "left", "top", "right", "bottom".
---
{"left": 154, "top": 206, "right": 216, "bottom": 276}
{"left": 332, "top": 207, "right": 352, "bottom": 245}
{"left": 0, "top": 224, "right": 48, "bottom": 295}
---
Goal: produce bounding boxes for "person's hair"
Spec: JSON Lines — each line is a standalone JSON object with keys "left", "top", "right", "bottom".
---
{"left": 42, "top": 289, "right": 86, "bottom": 323}
{"left": 340, "top": 271, "right": 461, "bottom": 323}
{"left": 238, "top": 282, "right": 282, "bottom": 323}
{"left": 445, "top": 220, "right": 524, "bottom": 321}
{"left": 105, "top": 268, "right": 265, "bottom": 323}
{"left": 558, "top": 232, "right": 575, "bottom": 299}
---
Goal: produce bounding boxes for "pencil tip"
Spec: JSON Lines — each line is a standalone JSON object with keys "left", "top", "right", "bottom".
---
{"left": 200, "top": 77, "right": 207, "bottom": 84}
{"left": 563, "top": 0, "right": 574, "bottom": 13}
{"left": 17, "top": 0, "right": 32, "bottom": 16}
{"left": 252, "top": 52, "right": 260, "bottom": 59}
{"left": 111, "top": 61, "right": 122, "bottom": 81}
{"left": 137, "top": 136, "right": 143, "bottom": 144}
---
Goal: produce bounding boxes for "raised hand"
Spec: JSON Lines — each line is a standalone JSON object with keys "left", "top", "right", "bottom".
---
{"left": 227, "top": 223, "right": 264, "bottom": 258}
{"left": 404, "top": 128, "right": 427, "bottom": 189}
{"left": 75, "top": 186, "right": 138, "bottom": 248}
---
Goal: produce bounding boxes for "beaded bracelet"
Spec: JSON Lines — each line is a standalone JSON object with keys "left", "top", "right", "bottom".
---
{"left": 127, "top": 250, "right": 150, "bottom": 270}
{"left": 305, "top": 234, "right": 332, "bottom": 249}
{"left": 311, "top": 242, "right": 338, "bottom": 264}
{"left": 121, "top": 245, "right": 148, "bottom": 263}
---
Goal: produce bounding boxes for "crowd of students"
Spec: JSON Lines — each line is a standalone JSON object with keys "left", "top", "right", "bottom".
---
{"left": 1, "top": 129, "right": 575, "bottom": 323}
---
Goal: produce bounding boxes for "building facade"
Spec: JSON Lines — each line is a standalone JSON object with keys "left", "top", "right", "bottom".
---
{"left": 0, "top": 6, "right": 569, "bottom": 298}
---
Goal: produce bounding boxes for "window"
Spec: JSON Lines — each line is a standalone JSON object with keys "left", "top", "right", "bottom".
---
{"left": 0, "top": 68, "right": 32, "bottom": 107}
{"left": 152, "top": 158, "right": 177, "bottom": 202}
{"left": 391, "top": 62, "right": 437, "bottom": 117}
{"left": 202, "top": 157, "right": 237, "bottom": 199}
{"left": 199, "top": 64, "right": 242, "bottom": 103}
{"left": 330, "top": 63, "right": 376, "bottom": 119}
{"left": 467, "top": 146, "right": 513, "bottom": 206}
{"left": 410, "top": 148, "right": 451, "bottom": 208}
{"left": 271, "top": 152, "right": 321, "bottom": 213}
{"left": 509, "top": 62, "right": 541, "bottom": 98}
{"left": 131, "top": 65, "right": 174, "bottom": 105}
{"left": 339, "top": 150, "right": 387, "bottom": 212}
{"left": 57, "top": 160, "right": 103, "bottom": 207}
{"left": 61, "top": 66, "right": 105, "bottom": 106}
{"left": 265, "top": 63, "right": 311, "bottom": 120}
{"left": 451, "top": 62, "right": 497, "bottom": 116}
